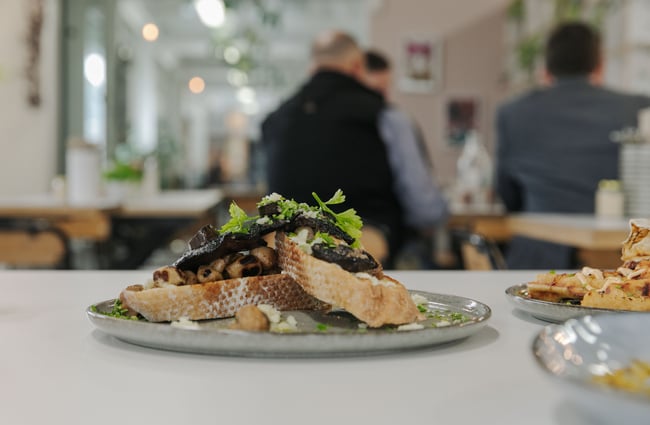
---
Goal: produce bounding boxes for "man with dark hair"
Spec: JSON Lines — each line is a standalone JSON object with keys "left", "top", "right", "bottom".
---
{"left": 496, "top": 21, "right": 650, "bottom": 269}
{"left": 261, "top": 32, "right": 447, "bottom": 267}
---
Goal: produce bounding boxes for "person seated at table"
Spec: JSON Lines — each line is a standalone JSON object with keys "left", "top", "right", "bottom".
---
{"left": 260, "top": 30, "right": 448, "bottom": 268}
{"left": 362, "top": 48, "right": 448, "bottom": 268}
{"left": 495, "top": 21, "right": 650, "bottom": 269}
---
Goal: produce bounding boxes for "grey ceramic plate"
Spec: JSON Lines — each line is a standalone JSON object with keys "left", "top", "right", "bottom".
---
{"left": 533, "top": 313, "right": 650, "bottom": 424}
{"left": 87, "top": 290, "right": 491, "bottom": 357}
{"left": 505, "top": 284, "right": 639, "bottom": 323}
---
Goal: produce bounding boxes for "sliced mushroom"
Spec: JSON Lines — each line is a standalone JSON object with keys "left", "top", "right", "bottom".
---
{"left": 209, "top": 257, "right": 226, "bottom": 273}
{"left": 250, "top": 246, "right": 277, "bottom": 271}
{"left": 225, "top": 254, "right": 262, "bottom": 278}
{"left": 196, "top": 265, "right": 223, "bottom": 283}
{"left": 152, "top": 266, "right": 186, "bottom": 287}
{"left": 184, "top": 270, "right": 198, "bottom": 285}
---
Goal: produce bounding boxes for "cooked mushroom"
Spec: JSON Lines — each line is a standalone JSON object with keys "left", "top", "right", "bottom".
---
{"left": 250, "top": 246, "right": 277, "bottom": 271}
{"left": 209, "top": 258, "right": 226, "bottom": 273}
{"left": 230, "top": 304, "right": 270, "bottom": 331}
{"left": 225, "top": 254, "right": 262, "bottom": 278}
{"left": 152, "top": 266, "right": 186, "bottom": 287}
{"left": 196, "top": 265, "right": 223, "bottom": 282}
{"left": 184, "top": 270, "right": 198, "bottom": 284}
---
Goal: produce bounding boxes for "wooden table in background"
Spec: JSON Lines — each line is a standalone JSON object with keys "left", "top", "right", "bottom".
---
{"left": 445, "top": 209, "right": 632, "bottom": 269}
{"left": 0, "top": 189, "right": 224, "bottom": 269}
{"left": 506, "top": 213, "right": 631, "bottom": 269}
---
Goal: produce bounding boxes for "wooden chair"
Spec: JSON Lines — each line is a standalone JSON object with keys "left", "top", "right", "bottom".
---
{"left": 0, "top": 220, "right": 70, "bottom": 269}
{"left": 453, "top": 229, "right": 507, "bottom": 270}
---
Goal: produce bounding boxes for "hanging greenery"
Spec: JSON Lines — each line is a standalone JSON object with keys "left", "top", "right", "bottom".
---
{"left": 26, "top": 0, "right": 44, "bottom": 107}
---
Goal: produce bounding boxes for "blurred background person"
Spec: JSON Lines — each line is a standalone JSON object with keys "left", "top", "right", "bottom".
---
{"left": 496, "top": 21, "right": 650, "bottom": 270}
{"left": 363, "top": 49, "right": 448, "bottom": 268}
{"left": 261, "top": 30, "right": 447, "bottom": 267}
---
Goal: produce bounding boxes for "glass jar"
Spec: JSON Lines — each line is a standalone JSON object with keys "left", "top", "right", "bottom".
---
{"left": 595, "top": 179, "right": 624, "bottom": 218}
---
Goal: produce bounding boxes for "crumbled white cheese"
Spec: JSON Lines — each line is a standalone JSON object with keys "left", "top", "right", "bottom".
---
{"left": 435, "top": 320, "right": 451, "bottom": 327}
{"left": 290, "top": 228, "right": 314, "bottom": 254}
{"left": 257, "top": 304, "right": 281, "bottom": 323}
{"left": 358, "top": 323, "right": 368, "bottom": 329}
{"left": 170, "top": 317, "right": 201, "bottom": 329}
{"left": 263, "top": 193, "right": 283, "bottom": 202}
{"left": 302, "top": 210, "right": 319, "bottom": 219}
{"left": 256, "top": 216, "right": 272, "bottom": 225}
{"left": 143, "top": 279, "right": 155, "bottom": 290}
{"left": 397, "top": 322, "right": 424, "bottom": 331}
{"left": 272, "top": 315, "right": 298, "bottom": 332}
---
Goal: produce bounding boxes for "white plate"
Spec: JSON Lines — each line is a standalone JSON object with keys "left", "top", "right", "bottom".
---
{"left": 87, "top": 290, "right": 491, "bottom": 357}
{"left": 505, "top": 284, "right": 642, "bottom": 323}
{"left": 533, "top": 313, "right": 650, "bottom": 425}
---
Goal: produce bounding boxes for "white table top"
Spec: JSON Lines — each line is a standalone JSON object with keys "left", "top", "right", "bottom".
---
{"left": 117, "top": 189, "right": 224, "bottom": 217}
{"left": 1, "top": 270, "right": 594, "bottom": 425}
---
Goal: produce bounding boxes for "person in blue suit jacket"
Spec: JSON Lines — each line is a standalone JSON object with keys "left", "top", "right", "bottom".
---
{"left": 496, "top": 21, "right": 650, "bottom": 269}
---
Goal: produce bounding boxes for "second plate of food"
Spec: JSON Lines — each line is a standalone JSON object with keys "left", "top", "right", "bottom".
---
{"left": 505, "top": 284, "right": 645, "bottom": 323}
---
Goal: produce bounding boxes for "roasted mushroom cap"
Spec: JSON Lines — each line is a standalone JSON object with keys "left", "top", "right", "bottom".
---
{"left": 285, "top": 214, "right": 354, "bottom": 245}
{"left": 174, "top": 219, "right": 287, "bottom": 272}
{"left": 311, "top": 243, "right": 380, "bottom": 273}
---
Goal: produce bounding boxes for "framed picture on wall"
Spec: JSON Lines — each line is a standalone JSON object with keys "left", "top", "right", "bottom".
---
{"left": 398, "top": 35, "right": 443, "bottom": 93}
{"left": 445, "top": 96, "right": 481, "bottom": 147}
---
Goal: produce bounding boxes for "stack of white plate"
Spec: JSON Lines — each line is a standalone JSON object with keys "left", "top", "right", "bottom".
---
{"left": 620, "top": 143, "right": 650, "bottom": 216}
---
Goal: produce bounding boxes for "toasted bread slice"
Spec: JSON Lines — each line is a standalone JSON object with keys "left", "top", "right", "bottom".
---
{"left": 275, "top": 231, "right": 424, "bottom": 328}
{"left": 120, "top": 273, "right": 328, "bottom": 322}
{"left": 582, "top": 285, "right": 650, "bottom": 311}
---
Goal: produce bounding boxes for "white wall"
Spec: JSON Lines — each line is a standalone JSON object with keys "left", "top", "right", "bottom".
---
{"left": 370, "top": 0, "right": 510, "bottom": 188}
{"left": 0, "top": 0, "right": 59, "bottom": 195}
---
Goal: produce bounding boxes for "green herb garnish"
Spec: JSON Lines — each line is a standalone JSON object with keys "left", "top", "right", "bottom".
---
{"left": 314, "top": 231, "right": 336, "bottom": 247}
{"left": 219, "top": 202, "right": 255, "bottom": 234}
{"left": 316, "top": 323, "right": 329, "bottom": 331}
{"left": 94, "top": 299, "right": 140, "bottom": 320}
{"left": 417, "top": 304, "right": 428, "bottom": 313}
{"left": 311, "top": 190, "right": 363, "bottom": 247}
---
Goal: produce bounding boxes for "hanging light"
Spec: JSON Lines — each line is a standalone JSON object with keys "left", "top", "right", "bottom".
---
{"left": 188, "top": 76, "right": 206, "bottom": 94}
{"left": 84, "top": 53, "right": 106, "bottom": 87}
{"left": 194, "top": 0, "right": 225, "bottom": 28}
{"left": 141, "top": 23, "right": 159, "bottom": 42}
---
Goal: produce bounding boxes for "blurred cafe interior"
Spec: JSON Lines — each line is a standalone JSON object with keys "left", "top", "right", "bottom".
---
{"left": 1, "top": 0, "right": 649, "bottom": 271}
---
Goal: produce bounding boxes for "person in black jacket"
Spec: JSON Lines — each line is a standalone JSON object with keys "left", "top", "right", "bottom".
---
{"left": 261, "top": 31, "right": 447, "bottom": 267}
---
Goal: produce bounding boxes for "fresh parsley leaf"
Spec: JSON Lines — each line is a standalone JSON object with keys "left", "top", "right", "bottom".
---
{"left": 417, "top": 304, "right": 428, "bottom": 313}
{"left": 219, "top": 202, "right": 254, "bottom": 234}
{"left": 316, "top": 323, "right": 329, "bottom": 331}
{"left": 311, "top": 190, "right": 363, "bottom": 247}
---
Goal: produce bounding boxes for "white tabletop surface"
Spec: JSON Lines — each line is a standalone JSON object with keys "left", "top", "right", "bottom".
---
{"left": 1, "top": 270, "right": 597, "bottom": 425}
